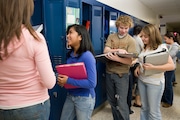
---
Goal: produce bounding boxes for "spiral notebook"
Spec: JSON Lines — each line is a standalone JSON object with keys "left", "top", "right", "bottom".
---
{"left": 56, "top": 62, "right": 87, "bottom": 89}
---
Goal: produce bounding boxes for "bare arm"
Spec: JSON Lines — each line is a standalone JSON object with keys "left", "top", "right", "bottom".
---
{"left": 104, "top": 46, "right": 119, "bottom": 53}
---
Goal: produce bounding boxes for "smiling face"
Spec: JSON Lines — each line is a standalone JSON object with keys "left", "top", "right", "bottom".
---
{"left": 66, "top": 27, "right": 82, "bottom": 48}
{"left": 140, "top": 31, "right": 150, "bottom": 47}
{"left": 140, "top": 24, "right": 162, "bottom": 50}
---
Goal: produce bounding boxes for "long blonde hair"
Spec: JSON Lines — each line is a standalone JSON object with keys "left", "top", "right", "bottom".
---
{"left": 142, "top": 24, "right": 162, "bottom": 50}
{"left": 0, "top": 0, "right": 40, "bottom": 60}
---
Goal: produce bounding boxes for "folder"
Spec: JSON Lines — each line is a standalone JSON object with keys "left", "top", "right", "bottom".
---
{"left": 55, "top": 62, "right": 87, "bottom": 89}
{"left": 95, "top": 52, "right": 138, "bottom": 63}
{"left": 95, "top": 54, "right": 110, "bottom": 63}
{"left": 143, "top": 51, "right": 169, "bottom": 76}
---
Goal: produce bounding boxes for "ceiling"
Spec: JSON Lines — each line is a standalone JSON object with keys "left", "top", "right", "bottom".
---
{"left": 139, "top": 0, "right": 180, "bottom": 33}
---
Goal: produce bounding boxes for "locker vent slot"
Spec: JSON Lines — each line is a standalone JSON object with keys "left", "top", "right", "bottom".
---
{"left": 111, "top": 15, "right": 117, "bottom": 20}
{"left": 53, "top": 56, "right": 62, "bottom": 66}
{"left": 94, "top": 10, "right": 101, "bottom": 16}
{"left": 67, "top": 1, "right": 78, "bottom": 8}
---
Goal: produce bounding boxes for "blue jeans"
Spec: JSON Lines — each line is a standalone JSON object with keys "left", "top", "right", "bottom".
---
{"left": 105, "top": 73, "right": 129, "bottom": 120}
{"left": 60, "top": 94, "right": 95, "bottom": 120}
{"left": 127, "top": 70, "right": 133, "bottom": 113}
{"left": 138, "top": 80, "right": 164, "bottom": 120}
{"left": 162, "top": 70, "right": 174, "bottom": 105}
{"left": 0, "top": 99, "right": 50, "bottom": 120}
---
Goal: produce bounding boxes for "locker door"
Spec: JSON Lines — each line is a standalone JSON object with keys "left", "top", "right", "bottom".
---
{"left": 92, "top": 6, "right": 104, "bottom": 54}
{"left": 91, "top": 5, "right": 107, "bottom": 108}
{"left": 43, "top": 0, "right": 66, "bottom": 66}
{"left": 32, "top": 0, "right": 43, "bottom": 26}
{"left": 43, "top": 1, "right": 67, "bottom": 120}
{"left": 109, "top": 12, "right": 118, "bottom": 34}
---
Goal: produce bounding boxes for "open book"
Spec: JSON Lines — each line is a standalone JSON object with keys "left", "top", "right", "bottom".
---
{"left": 95, "top": 52, "right": 138, "bottom": 62}
{"left": 56, "top": 62, "right": 87, "bottom": 89}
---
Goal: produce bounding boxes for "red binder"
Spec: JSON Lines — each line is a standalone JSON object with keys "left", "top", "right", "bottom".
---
{"left": 55, "top": 62, "right": 87, "bottom": 89}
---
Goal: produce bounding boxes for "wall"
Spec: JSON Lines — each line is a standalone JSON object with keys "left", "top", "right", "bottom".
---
{"left": 96, "top": 0, "right": 160, "bottom": 25}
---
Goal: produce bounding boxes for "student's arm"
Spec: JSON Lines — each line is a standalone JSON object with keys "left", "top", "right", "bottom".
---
{"left": 35, "top": 33, "right": 56, "bottom": 89}
{"left": 104, "top": 46, "right": 120, "bottom": 53}
{"left": 169, "top": 44, "right": 179, "bottom": 58}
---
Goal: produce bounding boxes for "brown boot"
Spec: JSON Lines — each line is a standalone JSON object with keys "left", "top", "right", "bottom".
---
{"left": 161, "top": 102, "right": 172, "bottom": 108}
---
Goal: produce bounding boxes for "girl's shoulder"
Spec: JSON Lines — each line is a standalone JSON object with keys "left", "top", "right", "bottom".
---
{"left": 172, "top": 42, "right": 180, "bottom": 48}
{"left": 81, "top": 51, "right": 94, "bottom": 59}
{"left": 80, "top": 51, "right": 95, "bottom": 64}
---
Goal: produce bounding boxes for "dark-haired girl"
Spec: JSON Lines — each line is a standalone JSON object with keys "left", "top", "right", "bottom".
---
{"left": 57, "top": 24, "right": 97, "bottom": 120}
{"left": 161, "top": 32, "right": 179, "bottom": 107}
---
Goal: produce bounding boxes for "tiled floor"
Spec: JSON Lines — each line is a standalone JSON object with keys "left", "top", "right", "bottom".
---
{"left": 92, "top": 63, "right": 180, "bottom": 120}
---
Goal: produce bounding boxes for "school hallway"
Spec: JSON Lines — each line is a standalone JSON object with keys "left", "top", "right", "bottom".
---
{"left": 92, "top": 63, "right": 180, "bottom": 120}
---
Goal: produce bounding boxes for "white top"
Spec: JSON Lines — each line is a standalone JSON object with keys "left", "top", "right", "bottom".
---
{"left": 138, "top": 44, "right": 168, "bottom": 85}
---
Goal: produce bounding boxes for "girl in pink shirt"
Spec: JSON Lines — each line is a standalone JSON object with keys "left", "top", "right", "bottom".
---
{"left": 0, "top": 0, "right": 56, "bottom": 119}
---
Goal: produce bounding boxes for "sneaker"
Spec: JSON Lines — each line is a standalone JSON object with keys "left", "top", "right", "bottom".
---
{"left": 173, "top": 81, "right": 178, "bottom": 84}
{"left": 173, "top": 82, "right": 177, "bottom": 87}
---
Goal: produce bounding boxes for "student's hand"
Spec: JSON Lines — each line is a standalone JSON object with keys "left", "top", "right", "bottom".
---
{"left": 117, "top": 49, "right": 128, "bottom": 54}
{"left": 143, "top": 63, "right": 154, "bottom": 70}
{"left": 105, "top": 52, "right": 119, "bottom": 61}
{"left": 134, "top": 66, "right": 140, "bottom": 77}
{"left": 57, "top": 74, "right": 68, "bottom": 87}
{"left": 131, "top": 59, "right": 138, "bottom": 66}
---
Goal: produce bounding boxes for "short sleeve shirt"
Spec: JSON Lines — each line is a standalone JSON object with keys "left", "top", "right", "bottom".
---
{"left": 105, "top": 33, "right": 137, "bottom": 75}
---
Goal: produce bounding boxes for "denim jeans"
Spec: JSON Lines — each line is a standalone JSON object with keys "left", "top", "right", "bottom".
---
{"left": 60, "top": 94, "right": 95, "bottom": 120}
{"left": 138, "top": 80, "right": 164, "bottom": 120}
{"left": 105, "top": 73, "right": 129, "bottom": 120}
{"left": 127, "top": 70, "right": 133, "bottom": 113}
{"left": 162, "top": 70, "right": 174, "bottom": 105}
{"left": 0, "top": 99, "right": 50, "bottom": 120}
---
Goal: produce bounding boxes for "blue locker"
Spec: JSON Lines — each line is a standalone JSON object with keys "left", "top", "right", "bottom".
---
{"left": 43, "top": 0, "right": 81, "bottom": 119}
{"left": 91, "top": 6, "right": 104, "bottom": 54}
{"left": 43, "top": 1, "right": 66, "bottom": 119}
{"left": 91, "top": 6, "right": 107, "bottom": 108}
{"left": 32, "top": 0, "right": 43, "bottom": 26}
{"left": 82, "top": 2, "right": 107, "bottom": 108}
{"left": 109, "top": 12, "right": 118, "bottom": 34}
